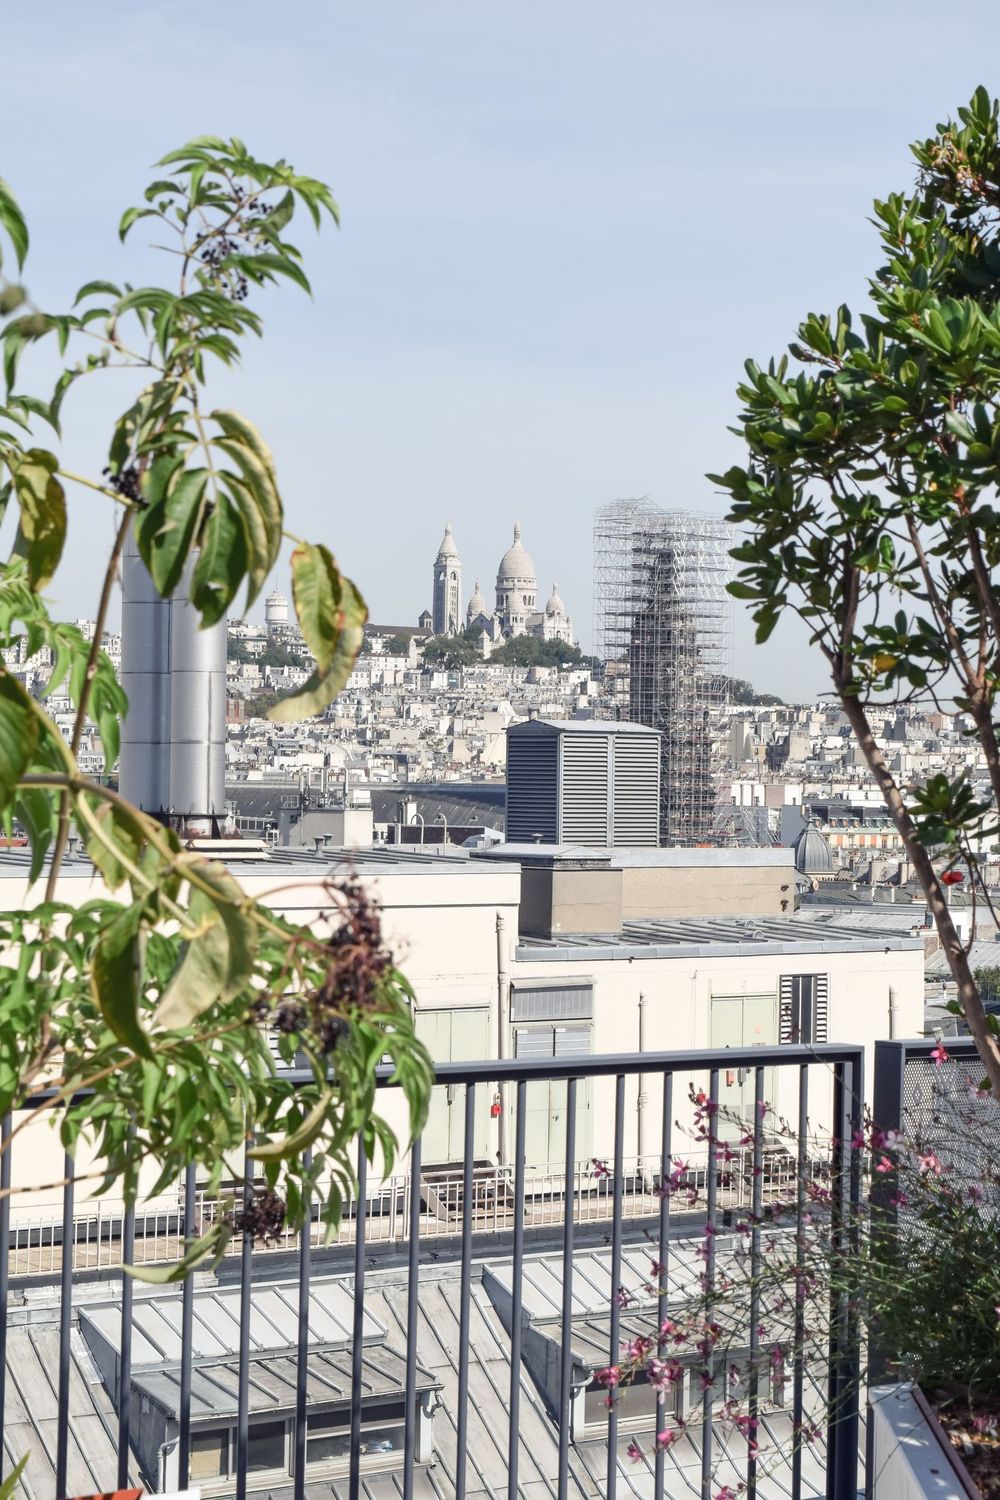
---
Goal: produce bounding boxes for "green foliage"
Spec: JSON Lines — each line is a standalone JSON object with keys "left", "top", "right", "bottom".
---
{"left": 0, "top": 143, "right": 431, "bottom": 1271}
{"left": 721, "top": 674, "right": 784, "bottom": 707}
{"left": 713, "top": 89, "right": 1000, "bottom": 1090}
{"left": 422, "top": 633, "right": 480, "bottom": 668}
{"left": 490, "top": 635, "right": 586, "bottom": 668}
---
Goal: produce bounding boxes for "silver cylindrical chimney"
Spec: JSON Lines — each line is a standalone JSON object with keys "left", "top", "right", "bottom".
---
{"left": 167, "top": 556, "right": 227, "bottom": 837}
{"left": 119, "top": 526, "right": 171, "bottom": 815}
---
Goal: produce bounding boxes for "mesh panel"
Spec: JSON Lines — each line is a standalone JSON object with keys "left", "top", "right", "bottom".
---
{"left": 901, "top": 1052, "right": 1000, "bottom": 1200}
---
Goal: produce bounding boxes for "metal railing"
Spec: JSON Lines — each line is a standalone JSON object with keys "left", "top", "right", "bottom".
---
{"left": 0, "top": 1044, "right": 866, "bottom": 1500}
{"left": 4, "top": 1144, "right": 826, "bottom": 1276}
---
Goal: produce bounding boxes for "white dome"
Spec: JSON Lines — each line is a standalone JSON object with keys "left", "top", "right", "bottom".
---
{"left": 436, "top": 522, "right": 459, "bottom": 561}
{"left": 497, "top": 522, "right": 536, "bottom": 584}
{"left": 467, "top": 579, "right": 488, "bottom": 620}
{"left": 545, "top": 582, "right": 566, "bottom": 617}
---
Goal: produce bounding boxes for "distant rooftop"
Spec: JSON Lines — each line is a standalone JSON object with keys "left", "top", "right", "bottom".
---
{"left": 518, "top": 913, "right": 923, "bottom": 961}
{"left": 476, "top": 843, "right": 793, "bottom": 868}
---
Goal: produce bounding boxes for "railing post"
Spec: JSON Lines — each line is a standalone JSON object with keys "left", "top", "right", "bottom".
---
{"left": 826, "top": 1054, "right": 863, "bottom": 1500}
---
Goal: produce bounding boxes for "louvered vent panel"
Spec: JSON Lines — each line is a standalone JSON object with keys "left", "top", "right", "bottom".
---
{"left": 513, "top": 1028, "right": 555, "bottom": 1060}
{"left": 815, "top": 974, "right": 829, "bottom": 1043}
{"left": 553, "top": 1025, "right": 592, "bottom": 1058}
{"left": 510, "top": 984, "right": 594, "bottom": 1022}
{"left": 612, "top": 733, "right": 661, "bottom": 847}
{"left": 560, "top": 735, "right": 610, "bottom": 844}
{"left": 506, "top": 732, "right": 559, "bottom": 842}
{"left": 779, "top": 976, "right": 793, "bottom": 1043}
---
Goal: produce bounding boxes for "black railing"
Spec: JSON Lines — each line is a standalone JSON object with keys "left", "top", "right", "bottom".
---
{"left": 1, "top": 1044, "right": 866, "bottom": 1500}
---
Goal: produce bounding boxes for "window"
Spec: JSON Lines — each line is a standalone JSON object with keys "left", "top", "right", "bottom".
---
{"left": 581, "top": 1372, "right": 682, "bottom": 1436}
{"left": 779, "top": 974, "right": 829, "bottom": 1044}
{"left": 186, "top": 1405, "right": 410, "bottom": 1486}
{"left": 306, "top": 1400, "right": 406, "bottom": 1464}
{"left": 188, "top": 1421, "right": 288, "bottom": 1483}
{"left": 248, "top": 1421, "right": 287, "bottom": 1473}
{"left": 190, "top": 1429, "right": 228, "bottom": 1481}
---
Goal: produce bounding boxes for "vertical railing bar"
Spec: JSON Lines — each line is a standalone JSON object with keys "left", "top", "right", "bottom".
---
{"left": 178, "top": 1162, "right": 196, "bottom": 1488}
{"left": 507, "top": 1080, "right": 527, "bottom": 1500}
{"left": 700, "top": 1070, "right": 719, "bottom": 1500}
{"left": 746, "top": 1067, "right": 765, "bottom": 1500}
{"left": 293, "top": 1147, "right": 313, "bottom": 1500}
{"left": 0, "top": 1113, "right": 11, "bottom": 1476}
{"left": 791, "top": 1064, "right": 809, "bottom": 1500}
{"left": 557, "top": 1077, "right": 578, "bottom": 1500}
{"left": 403, "top": 1134, "right": 422, "bottom": 1500}
{"left": 653, "top": 1074, "right": 673, "bottom": 1500}
{"left": 349, "top": 1138, "right": 369, "bottom": 1500}
{"left": 837, "top": 1054, "right": 864, "bottom": 1499}
{"left": 55, "top": 1149, "right": 74, "bottom": 1500}
{"left": 455, "top": 1083, "right": 477, "bottom": 1500}
{"left": 235, "top": 1143, "right": 253, "bottom": 1500}
{"left": 826, "top": 1058, "right": 864, "bottom": 1500}
{"left": 117, "top": 1169, "right": 136, "bottom": 1490}
{"left": 606, "top": 1074, "right": 626, "bottom": 1500}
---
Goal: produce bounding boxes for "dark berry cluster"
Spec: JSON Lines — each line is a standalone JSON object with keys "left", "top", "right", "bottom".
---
{"left": 257, "top": 880, "right": 394, "bottom": 1056}
{"left": 234, "top": 1187, "right": 287, "bottom": 1242}
{"left": 102, "top": 464, "right": 142, "bottom": 502}
{"left": 195, "top": 228, "right": 252, "bottom": 300}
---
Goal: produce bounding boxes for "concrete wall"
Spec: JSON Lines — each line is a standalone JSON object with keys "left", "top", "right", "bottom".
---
{"left": 620, "top": 862, "right": 794, "bottom": 919}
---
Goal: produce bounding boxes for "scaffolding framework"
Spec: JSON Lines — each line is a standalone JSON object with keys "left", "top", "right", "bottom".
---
{"left": 593, "top": 499, "right": 734, "bottom": 844}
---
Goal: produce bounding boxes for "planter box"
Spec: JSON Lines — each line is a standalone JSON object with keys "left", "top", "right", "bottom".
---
{"left": 869, "top": 1383, "right": 978, "bottom": 1498}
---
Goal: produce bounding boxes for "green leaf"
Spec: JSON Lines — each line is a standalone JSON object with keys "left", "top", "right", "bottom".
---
{"left": 0, "top": 1454, "right": 28, "bottom": 1500}
{"left": 91, "top": 904, "right": 152, "bottom": 1059}
{"left": 10, "top": 448, "right": 66, "bottom": 590}
{"left": 12, "top": 786, "right": 56, "bottom": 884}
{"left": 137, "top": 461, "right": 209, "bottom": 596}
{"left": 118, "top": 205, "right": 157, "bottom": 242}
{"left": 0, "top": 672, "right": 39, "bottom": 812}
{"left": 0, "top": 178, "right": 29, "bottom": 272}
{"left": 81, "top": 798, "right": 143, "bottom": 892}
{"left": 190, "top": 495, "right": 247, "bottom": 625}
{"left": 288, "top": 542, "right": 343, "bottom": 673}
{"left": 269, "top": 570, "right": 366, "bottom": 722}
{"left": 154, "top": 860, "right": 257, "bottom": 1028}
{"left": 125, "top": 1221, "right": 232, "bottom": 1283}
{"left": 249, "top": 1088, "right": 334, "bottom": 1161}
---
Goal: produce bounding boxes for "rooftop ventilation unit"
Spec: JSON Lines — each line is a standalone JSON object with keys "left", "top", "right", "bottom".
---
{"left": 505, "top": 719, "right": 660, "bottom": 848}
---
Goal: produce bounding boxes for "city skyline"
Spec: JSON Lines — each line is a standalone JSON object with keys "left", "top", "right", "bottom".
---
{"left": 3, "top": 2, "right": 996, "bottom": 699}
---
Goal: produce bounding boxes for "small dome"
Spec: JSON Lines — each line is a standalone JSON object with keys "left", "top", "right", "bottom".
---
{"left": 467, "top": 579, "right": 488, "bottom": 621}
{"left": 436, "top": 522, "right": 459, "bottom": 561}
{"left": 793, "top": 820, "right": 834, "bottom": 875}
{"left": 545, "top": 582, "right": 565, "bottom": 617}
{"left": 497, "top": 521, "right": 536, "bottom": 584}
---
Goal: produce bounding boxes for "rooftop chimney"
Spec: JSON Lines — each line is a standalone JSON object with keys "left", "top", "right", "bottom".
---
{"left": 119, "top": 532, "right": 228, "bottom": 837}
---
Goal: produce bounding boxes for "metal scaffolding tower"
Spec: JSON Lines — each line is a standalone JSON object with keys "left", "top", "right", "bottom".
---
{"left": 593, "top": 499, "right": 734, "bottom": 844}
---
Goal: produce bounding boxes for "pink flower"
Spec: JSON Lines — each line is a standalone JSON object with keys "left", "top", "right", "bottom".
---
{"left": 968, "top": 1184, "right": 984, "bottom": 1203}
{"left": 594, "top": 1365, "right": 620, "bottom": 1387}
{"left": 615, "top": 1286, "right": 632, "bottom": 1309}
{"left": 592, "top": 1158, "right": 611, "bottom": 1179}
{"left": 623, "top": 1335, "right": 651, "bottom": 1363}
{"left": 648, "top": 1258, "right": 666, "bottom": 1277}
{"left": 917, "top": 1150, "right": 942, "bottom": 1176}
{"left": 875, "top": 1155, "right": 894, "bottom": 1174}
{"left": 714, "top": 1488, "right": 738, "bottom": 1500}
{"left": 889, "top": 1190, "right": 909, "bottom": 1208}
{"left": 656, "top": 1427, "right": 680, "bottom": 1450}
{"left": 627, "top": 1440, "right": 643, "bottom": 1463}
{"left": 931, "top": 1042, "right": 950, "bottom": 1067}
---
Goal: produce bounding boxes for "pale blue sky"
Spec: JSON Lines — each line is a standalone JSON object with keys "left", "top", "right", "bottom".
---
{"left": 2, "top": 2, "right": 995, "bottom": 697}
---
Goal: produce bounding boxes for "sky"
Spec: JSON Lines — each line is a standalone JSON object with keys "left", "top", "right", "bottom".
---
{"left": 1, "top": 1, "right": 997, "bottom": 699}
